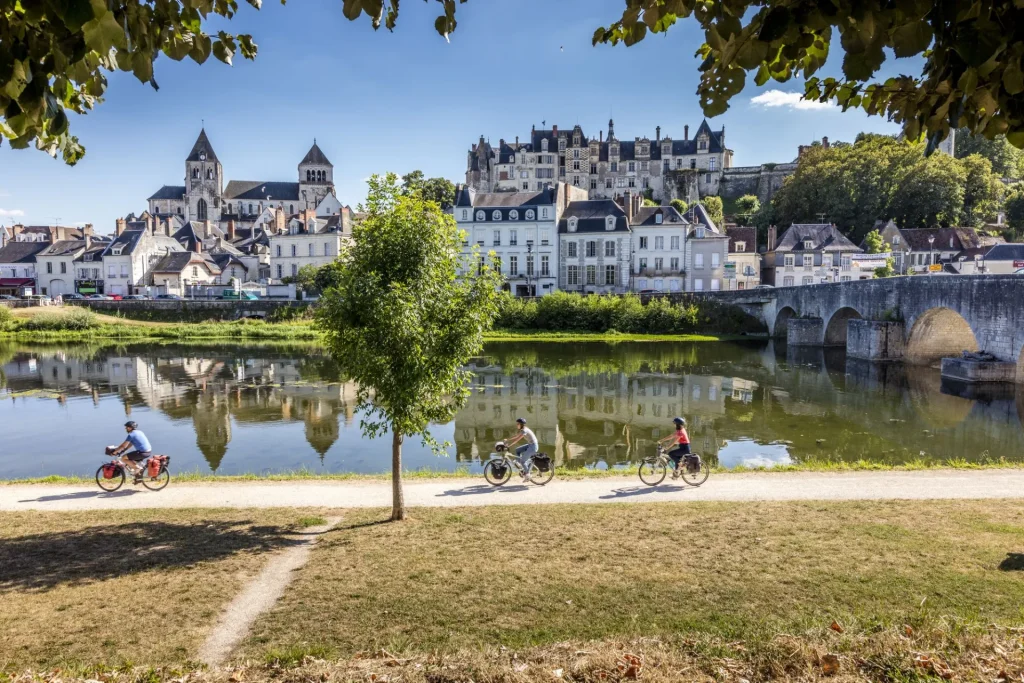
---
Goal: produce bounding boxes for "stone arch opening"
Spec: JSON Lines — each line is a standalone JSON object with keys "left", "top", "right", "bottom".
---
{"left": 905, "top": 307, "right": 979, "bottom": 365}
{"left": 824, "top": 306, "right": 863, "bottom": 347}
{"left": 773, "top": 306, "right": 796, "bottom": 340}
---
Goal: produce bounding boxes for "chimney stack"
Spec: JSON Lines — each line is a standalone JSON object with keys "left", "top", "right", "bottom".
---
{"left": 600, "top": 131, "right": 604, "bottom": 143}
{"left": 195, "top": 239, "right": 202, "bottom": 254}
{"left": 552, "top": 125, "right": 558, "bottom": 138}
{"left": 227, "top": 219, "right": 236, "bottom": 241}
{"left": 515, "top": 135, "right": 519, "bottom": 146}
{"left": 115, "top": 218, "right": 127, "bottom": 236}
{"left": 145, "top": 214, "right": 155, "bottom": 235}
{"left": 656, "top": 126, "right": 661, "bottom": 143}
{"left": 84, "top": 234, "right": 92, "bottom": 250}
{"left": 275, "top": 206, "right": 286, "bottom": 232}
{"left": 623, "top": 191, "right": 635, "bottom": 223}
{"left": 83, "top": 223, "right": 93, "bottom": 237}
{"left": 204, "top": 219, "right": 212, "bottom": 239}
{"left": 767, "top": 225, "right": 777, "bottom": 252}
{"left": 822, "top": 136, "right": 830, "bottom": 149}
{"left": 684, "top": 125, "right": 689, "bottom": 141}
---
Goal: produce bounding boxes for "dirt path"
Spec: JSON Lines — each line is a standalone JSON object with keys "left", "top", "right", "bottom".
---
{"left": 2, "top": 470, "right": 1023, "bottom": 511}
{"left": 197, "top": 516, "right": 341, "bottom": 666}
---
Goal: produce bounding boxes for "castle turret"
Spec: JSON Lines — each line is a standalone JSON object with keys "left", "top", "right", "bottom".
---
{"left": 298, "top": 140, "right": 335, "bottom": 211}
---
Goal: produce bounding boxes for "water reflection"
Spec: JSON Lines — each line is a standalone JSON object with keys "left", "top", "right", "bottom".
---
{"left": 1, "top": 341, "right": 1022, "bottom": 479}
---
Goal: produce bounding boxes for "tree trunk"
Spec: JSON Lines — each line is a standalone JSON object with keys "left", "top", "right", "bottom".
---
{"left": 391, "top": 430, "right": 405, "bottom": 521}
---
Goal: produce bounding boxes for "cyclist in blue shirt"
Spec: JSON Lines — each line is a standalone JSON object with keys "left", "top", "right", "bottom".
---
{"left": 110, "top": 421, "right": 153, "bottom": 479}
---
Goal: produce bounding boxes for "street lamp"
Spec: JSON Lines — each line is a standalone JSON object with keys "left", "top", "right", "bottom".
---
{"left": 928, "top": 235, "right": 935, "bottom": 276}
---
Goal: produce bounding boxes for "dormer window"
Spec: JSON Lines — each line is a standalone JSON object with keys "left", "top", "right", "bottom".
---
{"left": 735, "top": 241, "right": 746, "bottom": 252}
{"left": 893, "top": 236, "right": 901, "bottom": 245}
{"left": 568, "top": 217, "right": 578, "bottom": 232}
{"left": 696, "top": 227, "right": 706, "bottom": 239}
{"left": 461, "top": 209, "right": 469, "bottom": 220}
{"left": 526, "top": 209, "right": 535, "bottom": 220}
{"left": 573, "top": 134, "right": 581, "bottom": 146}
{"left": 509, "top": 210, "right": 519, "bottom": 220}
{"left": 558, "top": 138, "right": 566, "bottom": 152}
{"left": 492, "top": 210, "right": 502, "bottom": 221}
{"left": 510, "top": 154, "right": 515, "bottom": 164}
{"left": 605, "top": 216, "right": 616, "bottom": 231}
{"left": 803, "top": 240, "right": 813, "bottom": 250}
{"left": 698, "top": 136, "right": 708, "bottom": 151}
{"left": 663, "top": 144, "right": 671, "bottom": 155}
{"left": 541, "top": 139, "right": 549, "bottom": 152}
{"left": 476, "top": 210, "right": 485, "bottom": 221}
{"left": 655, "top": 213, "right": 663, "bottom": 225}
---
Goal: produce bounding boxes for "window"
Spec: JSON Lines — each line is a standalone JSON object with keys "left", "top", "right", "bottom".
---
{"left": 639, "top": 257, "right": 648, "bottom": 270}
{"left": 509, "top": 255, "right": 518, "bottom": 276}
{"left": 840, "top": 275, "right": 852, "bottom": 282}
{"left": 735, "top": 241, "right": 746, "bottom": 252}
{"left": 541, "top": 230, "right": 550, "bottom": 245}
{"left": 693, "top": 278, "right": 704, "bottom": 291}
{"left": 586, "top": 265, "right": 596, "bottom": 285}
{"left": 568, "top": 217, "right": 578, "bottom": 232}
{"left": 573, "top": 176, "right": 581, "bottom": 186}
{"left": 276, "top": 245, "right": 282, "bottom": 257}
{"left": 567, "top": 242, "right": 578, "bottom": 258}
{"left": 639, "top": 236, "right": 648, "bottom": 250}
{"left": 803, "top": 240, "right": 813, "bottom": 250}
{"left": 120, "top": 264, "right": 129, "bottom": 277}
{"left": 640, "top": 161, "right": 648, "bottom": 171}
{"left": 705, "top": 173, "right": 711, "bottom": 184}
{"left": 655, "top": 213, "right": 663, "bottom": 225}
{"left": 491, "top": 230, "right": 500, "bottom": 246}
{"left": 711, "top": 278, "right": 720, "bottom": 291}
{"left": 655, "top": 257, "right": 663, "bottom": 271}
{"left": 605, "top": 241, "right": 615, "bottom": 257}
{"left": 196, "top": 198, "right": 208, "bottom": 221}
{"left": 712, "top": 252, "right": 720, "bottom": 268}
{"left": 46, "top": 262, "right": 52, "bottom": 274}
{"left": 572, "top": 160, "right": 580, "bottom": 171}
{"left": 655, "top": 236, "right": 664, "bottom": 249}
{"left": 559, "top": 138, "right": 566, "bottom": 151}
{"left": 590, "top": 178, "right": 597, "bottom": 190}
{"left": 784, "top": 254, "right": 795, "bottom": 269}
{"left": 671, "top": 236, "right": 680, "bottom": 250}
{"left": 783, "top": 276, "right": 794, "bottom": 286}
{"left": 509, "top": 210, "right": 519, "bottom": 221}
{"left": 491, "top": 210, "right": 501, "bottom": 221}
{"left": 567, "top": 265, "right": 579, "bottom": 285}
{"left": 510, "top": 229, "right": 518, "bottom": 245}
{"left": 541, "top": 255, "right": 550, "bottom": 276}
{"left": 803, "top": 254, "right": 813, "bottom": 269}
{"left": 823, "top": 255, "right": 832, "bottom": 268}
{"left": 291, "top": 245, "right": 297, "bottom": 257}
{"left": 586, "top": 241, "right": 597, "bottom": 258}
{"left": 709, "top": 158, "right": 716, "bottom": 171}
{"left": 610, "top": 162, "right": 618, "bottom": 172}
{"left": 670, "top": 257, "right": 679, "bottom": 271}
{"left": 248, "top": 203, "right": 254, "bottom": 214}
{"left": 108, "top": 266, "right": 117, "bottom": 278}
{"left": 519, "top": 171, "right": 528, "bottom": 179}
{"left": 476, "top": 210, "right": 485, "bottom": 221}
{"left": 526, "top": 209, "right": 535, "bottom": 220}
{"left": 841, "top": 254, "right": 852, "bottom": 271}
{"left": 291, "top": 264, "right": 298, "bottom": 277}
{"left": 309, "top": 243, "right": 314, "bottom": 256}
{"left": 893, "top": 235, "right": 901, "bottom": 245}
{"left": 526, "top": 254, "right": 534, "bottom": 276}
{"left": 605, "top": 265, "right": 616, "bottom": 285}
{"left": 698, "top": 136, "right": 708, "bottom": 151}
{"left": 461, "top": 210, "right": 468, "bottom": 220}
{"left": 536, "top": 168, "right": 554, "bottom": 179}
{"left": 606, "top": 179, "right": 613, "bottom": 189}
{"left": 690, "top": 158, "right": 697, "bottom": 169}
{"left": 695, "top": 253, "right": 704, "bottom": 269}
{"left": 628, "top": 178, "right": 636, "bottom": 188}
{"left": 628, "top": 161, "right": 636, "bottom": 172}
{"left": 541, "top": 139, "right": 549, "bottom": 152}
{"left": 663, "top": 161, "right": 670, "bottom": 172}
{"left": 802, "top": 276, "right": 814, "bottom": 285}
{"left": 541, "top": 208, "right": 549, "bottom": 219}
{"left": 277, "top": 264, "right": 283, "bottom": 278}
{"left": 192, "top": 266, "right": 199, "bottom": 278}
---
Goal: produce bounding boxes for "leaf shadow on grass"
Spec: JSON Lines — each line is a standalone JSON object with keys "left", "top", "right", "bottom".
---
{"left": 998, "top": 553, "right": 1024, "bottom": 571}
{"left": 0, "top": 521, "right": 306, "bottom": 593}
{"left": 598, "top": 485, "right": 686, "bottom": 499}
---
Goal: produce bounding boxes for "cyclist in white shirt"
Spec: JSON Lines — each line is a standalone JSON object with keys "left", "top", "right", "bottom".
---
{"left": 505, "top": 417, "right": 538, "bottom": 481}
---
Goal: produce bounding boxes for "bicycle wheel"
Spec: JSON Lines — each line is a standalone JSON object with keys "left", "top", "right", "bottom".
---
{"left": 96, "top": 465, "right": 124, "bottom": 492}
{"left": 142, "top": 466, "right": 170, "bottom": 491}
{"left": 638, "top": 458, "right": 667, "bottom": 486}
{"left": 483, "top": 459, "right": 512, "bottom": 486}
{"left": 527, "top": 460, "right": 554, "bottom": 486}
{"left": 680, "top": 457, "right": 711, "bottom": 486}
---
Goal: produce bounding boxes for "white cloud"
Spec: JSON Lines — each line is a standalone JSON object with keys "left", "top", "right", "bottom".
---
{"left": 750, "top": 90, "right": 835, "bottom": 111}
{"left": 0, "top": 208, "right": 25, "bottom": 218}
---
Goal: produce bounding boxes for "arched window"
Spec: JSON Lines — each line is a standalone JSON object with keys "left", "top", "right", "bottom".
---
{"left": 306, "top": 170, "right": 311, "bottom": 181}
{"left": 227, "top": 203, "right": 232, "bottom": 214}
{"left": 605, "top": 216, "right": 616, "bottom": 230}
{"left": 541, "top": 139, "right": 548, "bottom": 152}
{"left": 289, "top": 204, "right": 294, "bottom": 214}
{"left": 492, "top": 210, "right": 502, "bottom": 221}
{"left": 206, "top": 169, "right": 213, "bottom": 179}
{"left": 509, "top": 210, "right": 519, "bottom": 220}
{"left": 192, "top": 168, "right": 199, "bottom": 178}
{"left": 248, "top": 203, "right": 253, "bottom": 214}
{"left": 568, "top": 217, "right": 578, "bottom": 232}
{"left": 196, "top": 198, "right": 208, "bottom": 221}
{"left": 526, "top": 209, "right": 535, "bottom": 220}
{"left": 476, "top": 210, "right": 485, "bottom": 221}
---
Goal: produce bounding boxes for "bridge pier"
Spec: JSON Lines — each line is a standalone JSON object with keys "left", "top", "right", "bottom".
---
{"left": 786, "top": 318, "right": 824, "bottom": 346}
{"left": 847, "top": 319, "right": 905, "bottom": 361}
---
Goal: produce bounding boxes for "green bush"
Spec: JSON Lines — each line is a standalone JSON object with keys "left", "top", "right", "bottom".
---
{"left": 0, "top": 305, "right": 12, "bottom": 328}
{"left": 19, "top": 307, "right": 97, "bottom": 331}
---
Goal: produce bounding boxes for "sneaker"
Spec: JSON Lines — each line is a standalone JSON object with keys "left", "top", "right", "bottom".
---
{"left": 671, "top": 468, "right": 680, "bottom": 480}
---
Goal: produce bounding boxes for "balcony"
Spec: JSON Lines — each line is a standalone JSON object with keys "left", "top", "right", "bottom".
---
{"left": 633, "top": 268, "right": 685, "bottom": 277}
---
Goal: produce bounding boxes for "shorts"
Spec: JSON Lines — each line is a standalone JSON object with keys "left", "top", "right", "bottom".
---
{"left": 124, "top": 450, "right": 151, "bottom": 462}
{"left": 668, "top": 444, "right": 691, "bottom": 465}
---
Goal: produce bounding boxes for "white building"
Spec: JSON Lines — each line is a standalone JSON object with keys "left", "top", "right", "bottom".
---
{"left": 36, "top": 240, "right": 90, "bottom": 297}
{"left": 268, "top": 211, "right": 352, "bottom": 281}
{"left": 558, "top": 199, "right": 633, "bottom": 294}
{"left": 101, "top": 228, "right": 185, "bottom": 297}
{"left": 628, "top": 201, "right": 690, "bottom": 293}
{"left": 151, "top": 251, "right": 222, "bottom": 295}
{"left": 0, "top": 241, "right": 48, "bottom": 296}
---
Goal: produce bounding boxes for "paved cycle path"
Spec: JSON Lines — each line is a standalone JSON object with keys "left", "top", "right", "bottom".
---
{"left": 1, "top": 469, "right": 1022, "bottom": 511}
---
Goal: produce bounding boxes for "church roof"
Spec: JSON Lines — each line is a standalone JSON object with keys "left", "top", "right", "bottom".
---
{"left": 186, "top": 129, "right": 219, "bottom": 163}
{"left": 300, "top": 142, "right": 332, "bottom": 167}
{"left": 224, "top": 181, "right": 301, "bottom": 201}
{"left": 148, "top": 185, "right": 186, "bottom": 201}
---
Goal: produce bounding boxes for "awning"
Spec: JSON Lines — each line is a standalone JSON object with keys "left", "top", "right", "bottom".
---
{"left": 0, "top": 278, "right": 34, "bottom": 287}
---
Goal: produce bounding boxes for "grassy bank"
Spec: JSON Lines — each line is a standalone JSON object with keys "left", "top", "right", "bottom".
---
{"left": 5, "top": 455, "right": 1023, "bottom": 485}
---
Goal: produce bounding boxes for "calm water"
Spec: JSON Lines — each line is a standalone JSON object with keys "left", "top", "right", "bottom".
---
{"left": 1, "top": 341, "right": 1022, "bottom": 479}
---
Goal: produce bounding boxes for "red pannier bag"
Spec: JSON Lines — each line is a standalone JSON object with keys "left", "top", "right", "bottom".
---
{"left": 102, "top": 463, "right": 118, "bottom": 479}
{"left": 147, "top": 457, "right": 162, "bottom": 478}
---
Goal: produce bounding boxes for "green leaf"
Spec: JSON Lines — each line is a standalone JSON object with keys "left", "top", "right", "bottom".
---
{"left": 1003, "top": 61, "right": 1024, "bottom": 95}
{"left": 212, "top": 40, "right": 234, "bottom": 65}
{"left": 131, "top": 51, "right": 153, "bottom": 81}
{"left": 48, "top": 109, "right": 69, "bottom": 136}
{"left": 1007, "top": 131, "right": 1024, "bottom": 149}
{"left": 341, "top": 0, "right": 363, "bottom": 21}
{"left": 754, "top": 63, "right": 771, "bottom": 86}
{"left": 758, "top": 7, "right": 791, "bottom": 42}
{"left": 190, "top": 34, "right": 212, "bottom": 64}
{"left": 82, "top": 12, "right": 126, "bottom": 53}
{"left": 891, "top": 20, "right": 932, "bottom": 58}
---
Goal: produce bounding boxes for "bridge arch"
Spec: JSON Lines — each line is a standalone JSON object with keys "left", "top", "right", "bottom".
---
{"left": 905, "top": 307, "right": 979, "bottom": 365}
{"left": 773, "top": 306, "right": 797, "bottom": 340}
{"left": 824, "top": 306, "right": 863, "bottom": 347}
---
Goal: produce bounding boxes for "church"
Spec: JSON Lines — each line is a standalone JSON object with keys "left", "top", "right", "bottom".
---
{"left": 146, "top": 130, "right": 339, "bottom": 229}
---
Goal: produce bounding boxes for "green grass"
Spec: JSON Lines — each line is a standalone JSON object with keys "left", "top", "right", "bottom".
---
{"left": 482, "top": 329, "right": 754, "bottom": 342}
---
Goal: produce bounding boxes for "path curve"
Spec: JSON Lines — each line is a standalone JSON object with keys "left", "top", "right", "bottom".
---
{"left": 2, "top": 470, "right": 1023, "bottom": 511}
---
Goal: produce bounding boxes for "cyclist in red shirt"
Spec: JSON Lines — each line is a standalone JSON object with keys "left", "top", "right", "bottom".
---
{"left": 657, "top": 416, "right": 691, "bottom": 479}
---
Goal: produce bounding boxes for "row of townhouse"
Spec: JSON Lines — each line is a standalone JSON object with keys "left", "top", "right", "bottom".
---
{"left": 454, "top": 183, "right": 757, "bottom": 295}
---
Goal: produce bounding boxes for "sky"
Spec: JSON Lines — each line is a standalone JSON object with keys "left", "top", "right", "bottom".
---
{"left": 0, "top": 0, "right": 919, "bottom": 233}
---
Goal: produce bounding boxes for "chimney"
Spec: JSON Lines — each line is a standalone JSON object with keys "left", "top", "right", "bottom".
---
{"left": 600, "top": 131, "right": 604, "bottom": 143}
{"left": 195, "top": 239, "right": 202, "bottom": 254}
{"left": 822, "top": 136, "right": 830, "bottom": 149}
{"left": 145, "top": 214, "right": 155, "bottom": 235}
{"left": 84, "top": 234, "right": 92, "bottom": 250}
{"left": 204, "top": 219, "right": 212, "bottom": 239}
{"left": 48, "top": 226, "right": 58, "bottom": 243}
{"left": 83, "top": 223, "right": 93, "bottom": 237}
{"left": 275, "top": 206, "right": 286, "bottom": 232}
{"left": 767, "top": 225, "right": 777, "bottom": 252}
{"left": 656, "top": 126, "right": 661, "bottom": 143}
{"left": 227, "top": 219, "right": 236, "bottom": 241}
{"left": 532, "top": 124, "right": 535, "bottom": 133}
{"left": 623, "top": 191, "right": 635, "bottom": 223}
{"left": 165, "top": 218, "right": 172, "bottom": 237}
{"left": 552, "top": 125, "right": 558, "bottom": 138}
{"left": 515, "top": 136, "right": 519, "bottom": 146}
{"left": 116, "top": 218, "right": 127, "bottom": 236}
{"left": 684, "top": 125, "right": 689, "bottom": 141}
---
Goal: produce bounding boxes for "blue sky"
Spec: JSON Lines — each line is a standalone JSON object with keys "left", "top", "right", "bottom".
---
{"left": 0, "top": 0, "right": 917, "bottom": 233}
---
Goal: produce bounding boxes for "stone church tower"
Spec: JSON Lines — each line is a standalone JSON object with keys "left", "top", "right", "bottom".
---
{"left": 298, "top": 141, "right": 334, "bottom": 211}
{"left": 185, "top": 129, "right": 224, "bottom": 222}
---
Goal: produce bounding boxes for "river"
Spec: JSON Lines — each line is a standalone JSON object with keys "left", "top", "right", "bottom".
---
{"left": 1, "top": 341, "right": 1022, "bottom": 479}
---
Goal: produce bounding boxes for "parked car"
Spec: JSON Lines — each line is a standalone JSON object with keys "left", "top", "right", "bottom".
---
{"left": 754, "top": 284, "right": 775, "bottom": 289}
{"left": 24, "top": 294, "right": 52, "bottom": 304}
{"left": 63, "top": 293, "right": 86, "bottom": 301}
{"left": 123, "top": 294, "right": 147, "bottom": 300}
{"left": 155, "top": 294, "right": 183, "bottom": 300}
{"left": 109, "top": 294, "right": 123, "bottom": 300}
{"left": 638, "top": 289, "right": 664, "bottom": 295}
{"left": 85, "top": 294, "right": 112, "bottom": 300}
{"left": 0, "top": 294, "right": 18, "bottom": 300}
{"left": 221, "top": 290, "right": 260, "bottom": 301}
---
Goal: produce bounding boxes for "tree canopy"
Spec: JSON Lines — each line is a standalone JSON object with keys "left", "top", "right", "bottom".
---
{"left": 401, "top": 170, "right": 456, "bottom": 211}
{"left": 10, "top": 0, "right": 1024, "bottom": 164}
{"left": 954, "top": 127, "right": 1024, "bottom": 178}
{"left": 701, "top": 196, "right": 724, "bottom": 227}
{"left": 735, "top": 195, "right": 761, "bottom": 218}
{"left": 315, "top": 173, "right": 501, "bottom": 520}
{"left": 863, "top": 229, "right": 885, "bottom": 254}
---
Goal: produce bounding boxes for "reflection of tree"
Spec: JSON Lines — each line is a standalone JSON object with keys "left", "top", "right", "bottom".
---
{"left": 193, "top": 391, "right": 230, "bottom": 470}
{"left": 300, "top": 397, "right": 340, "bottom": 459}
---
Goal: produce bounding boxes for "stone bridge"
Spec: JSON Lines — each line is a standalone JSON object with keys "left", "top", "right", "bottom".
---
{"left": 696, "top": 275, "right": 1024, "bottom": 383}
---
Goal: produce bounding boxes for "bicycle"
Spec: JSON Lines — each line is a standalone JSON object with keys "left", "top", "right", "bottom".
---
{"left": 96, "top": 450, "right": 172, "bottom": 492}
{"left": 638, "top": 445, "right": 710, "bottom": 487}
{"left": 483, "top": 441, "right": 554, "bottom": 486}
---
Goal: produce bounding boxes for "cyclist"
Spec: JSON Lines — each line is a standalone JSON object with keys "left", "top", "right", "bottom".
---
{"left": 504, "top": 417, "right": 538, "bottom": 481}
{"left": 109, "top": 421, "right": 153, "bottom": 481}
{"left": 657, "top": 416, "right": 691, "bottom": 479}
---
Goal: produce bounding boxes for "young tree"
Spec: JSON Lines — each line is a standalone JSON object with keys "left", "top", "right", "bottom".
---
{"left": 874, "top": 258, "right": 897, "bottom": 278}
{"left": 701, "top": 196, "right": 724, "bottom": 228}
{"left": 863, "top": 229, "right": 885, "bottom": 254}
{"left": 735, "top": 195, "right": 761, "bottom": 219}
{"left": 670, "top": 199, "right": 688, "bottom": 215}
{"left": 642, "top": 198, "right": 658, "bottom": 207}
{"left": 1004, "top": 185, "right": 1024, "bottom": 241}
{"left": 315, "top": 174, "right": 502, "bottom": 521}
{"left": 401, "top": 170, "right": 456, "bottom": 210}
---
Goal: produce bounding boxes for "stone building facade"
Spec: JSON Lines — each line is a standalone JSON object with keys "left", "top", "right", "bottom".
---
{"left": 467, "top": 119, "right": 732, "bottom": 204}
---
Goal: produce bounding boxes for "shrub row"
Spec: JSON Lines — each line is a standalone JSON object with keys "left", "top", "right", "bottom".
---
{"left": 493, "top": 291, "right": 764, "bottom": 336}
{"left": 16, "top": 308, "right": 97, "bottom": 331}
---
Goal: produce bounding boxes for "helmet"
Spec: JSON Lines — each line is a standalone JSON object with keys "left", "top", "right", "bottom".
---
{"left": 673, "top": 417, "right": 686, "bottom": 426}
{"left": 515, "top": 417, "right": 527, "bottom": 425}
{"left": 124, "top": 421, "right": 138, "bottom": 429}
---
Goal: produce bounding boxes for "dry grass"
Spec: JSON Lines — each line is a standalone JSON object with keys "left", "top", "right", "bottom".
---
{"left": 244, "top": 500, "right": 1024, "bottom": 661}
{"left": 0, "top": 507, "right": 329, "bottom": 670}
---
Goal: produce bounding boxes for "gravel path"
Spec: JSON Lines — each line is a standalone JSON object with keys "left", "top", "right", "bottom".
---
{"left": 2, "top": 470, "right": 1022, "bottom": 511}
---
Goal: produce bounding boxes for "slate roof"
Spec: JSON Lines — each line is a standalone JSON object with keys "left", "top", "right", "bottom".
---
{"left": 630, "top": 206, "right": 688, "bottom": 227}
{"left": 75, "top": 243, "right": 108, "bottom": 263}
{"left": 224, "top": 181, "right": 301, "bottom": 201}
{"left": 455, "top": 186, "right": 556, "bottom": 208}
{"left": 38, "top": 240, "right": 87, "bottom": 257}
{"left": 558, "top": 200, "right": 629, "bottom": 233}
{"left": 0, "top": 241, "right": 49, "bottom": 264}
{"left": 148, "top": 185, "right": 186, "bottom": 201}
{"left": 984, "top": 243, "right": 1024, "bottom": 261}
{"left": 152, "top": 251, "right": 221, "bottom": 275}
{"left": 900, "top": 228, "right": 969, "bottom": 252}
{"left": 726, "top": 226, "right": 757, "bottom": 253}
{"left": 209, "top": 252, "right": 247, "bottom": 271}
{"left": 103, "top": 229, "right": 147, "bottom": 256}
{"left": 775, "top": 224, "right": 862, "bottom": 253}
{"left": 186, "top": 129, "right": 219, "bottom": 163}
{"left": 683, "top": 204, "right": 720, "bottom": 233}
{"left": 172, "top": 223, "right": 205, "bottom": 252}
{"left": 300, "top": 142, "right": 332, "bottom": 167}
